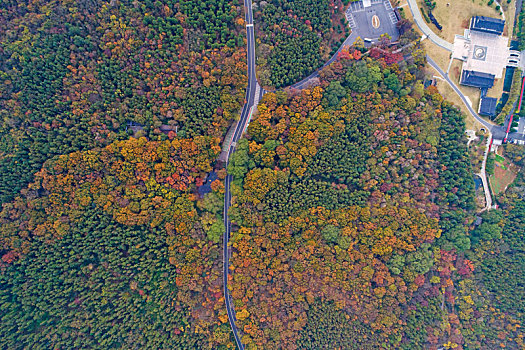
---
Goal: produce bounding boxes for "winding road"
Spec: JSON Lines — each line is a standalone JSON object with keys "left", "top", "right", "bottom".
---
{"left": 288, "top": 32, "right": 359, "bottom": 90}
{"left": 222, "top": 0, "right": 262, "bottom": 348}
{"left": 405, "top": 0, "right": 453, "bottom": 51}
{"left": 426, "top": 56, "right": 502, "bottom": 134}
{"left": 426, "top": 55, "right": 525, "bottom": 142}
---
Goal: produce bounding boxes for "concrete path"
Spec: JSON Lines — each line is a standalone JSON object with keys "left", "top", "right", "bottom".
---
{"left": 478, "top": 134, "right": 493, "bottom": 211}
{"left": 427, "top": 56, "right": 495, "bottom": 211}
{"left": 428, "top": 56, "right": 525, "bottom": 143}
{"left": 406, "top": 0, "right": 454, "bottom": 51}
{"left": 493, "top": 0, "right": 505, "bottom": 20}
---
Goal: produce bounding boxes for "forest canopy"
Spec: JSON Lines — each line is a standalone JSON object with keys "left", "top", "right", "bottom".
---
{"left": 0, "top": 0, "right": 245, "bottom": 348}
{"left": 0, "top": 0, "right": 523, "bottom": 349}
{"left": 253, "top": 0, "right": 349, "bottom": 88}
{"left": 226, "top": 53, "right": 523, "bottom": 349}
{"left": 0, "top": 0, "right": 247, "bottom": 204}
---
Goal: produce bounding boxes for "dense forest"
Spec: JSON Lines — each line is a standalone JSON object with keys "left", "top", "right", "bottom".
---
{"left": 0, "top": 0, "right": 246, "bottom": 348}
{"left": 0, "top": 0, "right": 524, "bottom": 349}
{"left": 0, "top": 0, "right": 247, "bottom": 204}
{"left": 0, "top": 137, "right": 236, "bottom": 348}
{"left": 253, "top": 0, "right": 349, "bottom": 88}
{"left": 473, "top": 144, "right": 525, "bottom": 327}
{"left": 227, "top": 50, "right": 523, "bottom": 349}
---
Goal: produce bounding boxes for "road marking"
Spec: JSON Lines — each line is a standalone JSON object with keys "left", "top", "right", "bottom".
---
{"left": 243, "top": 106, "right": 255, "bottom": 133}
{"left": 246, "top": 23, "right": 253, "bottom": 27}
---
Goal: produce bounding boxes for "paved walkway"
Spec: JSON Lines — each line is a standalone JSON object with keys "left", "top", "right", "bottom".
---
{"left": 478, "top": 134, "right": 493, "bottom": 211}
{"left": 494, "top": 0, "right": 505, "bottom": 20}
{"left": 405, "top": 0, "right": 454, "bottom": 51}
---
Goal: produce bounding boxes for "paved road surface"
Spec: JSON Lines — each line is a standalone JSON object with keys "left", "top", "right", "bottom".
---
{"left": 222, "top": 0, "right": 263, "bottom": 348}
{"left": 426, "top": 55, "right": 506, "bottom": 137}
{"left": 288, "top": 32, "right": 359, "bottom": 90}
{"left": 222, "top": 3, "right": 358, "bottom": 347}
{"left": 406, "top": 0, "right": 454, "bottom": 51}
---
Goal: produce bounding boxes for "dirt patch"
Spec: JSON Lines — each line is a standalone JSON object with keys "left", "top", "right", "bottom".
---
{"left": 422, "top": 41, "right": 450, "bottom": 69}
{"left": 486, "top": 71, "right": 505, "bottom": 100}
{"left": 489, "top": 154, "right": 518, "bottom": 195}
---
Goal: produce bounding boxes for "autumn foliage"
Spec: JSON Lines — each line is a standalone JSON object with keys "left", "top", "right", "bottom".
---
{"left": 226, "top": 54, "right": 523, "bottom": 349}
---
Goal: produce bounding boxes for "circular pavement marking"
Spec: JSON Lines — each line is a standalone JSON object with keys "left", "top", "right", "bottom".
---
{"left": 474, "top": 47, "right": 486, "bottom": 59}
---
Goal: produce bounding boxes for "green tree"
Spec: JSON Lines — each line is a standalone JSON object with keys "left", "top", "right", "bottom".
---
{"left": 207, "top": 220, "right": 225, "bottom": 243}
{"left": 322, "top": 81, "right": 346, "bottom": 107}
{"left": 321, "top": 225, "right": 340, "bottom": 243}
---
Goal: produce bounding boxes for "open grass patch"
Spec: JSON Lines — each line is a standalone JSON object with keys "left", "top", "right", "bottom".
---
{"left": 417, "top": 0, "right": 513, "bottom": 42}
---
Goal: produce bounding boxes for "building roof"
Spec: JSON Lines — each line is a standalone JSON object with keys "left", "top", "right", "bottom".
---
{"left": 479, "top": 96, "right": 498, "bottom": 116}
{"left": 461, "top": 70, "right": 495, "bottom": 89}
{"left": 458, "top": 31, "right": 509, "bottom": 79}
{"left": 470, "top": 16, "right": 505, "bottom": 35}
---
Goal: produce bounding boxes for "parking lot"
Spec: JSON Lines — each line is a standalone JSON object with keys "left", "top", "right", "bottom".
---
{"left": 345, "top": 0, "right": 400, "bottom": 44}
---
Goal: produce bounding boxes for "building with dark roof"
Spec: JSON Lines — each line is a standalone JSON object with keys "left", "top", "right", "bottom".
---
{"left": 470, "top": 16, "right": 505, "bottom": 35}
{"left": 460, "top": 70, "right": 495, "bottom": 89}
{"left": 478, "top": 96, "right": 498, "bottom": 116}
{"left": 451, "top": 15, "right": 519, "bottom": 122}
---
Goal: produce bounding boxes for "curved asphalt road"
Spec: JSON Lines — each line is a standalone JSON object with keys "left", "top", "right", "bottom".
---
{"left": 406, "top": 0, "right": 453, "bottom": 51}
{"left": 426, "top": 56, "right": 506, "bottom": 136}
{"left": 427, "top": 55, "right": 525, "bottom": 142}
{"left": 427, "top": 55, "right": 525, "bottom": 212}
{"left": 223, "top": 0, "right": 262, "bottom": 348}
{"left": 288, "top": 32, "right": 358, "bottom": 90}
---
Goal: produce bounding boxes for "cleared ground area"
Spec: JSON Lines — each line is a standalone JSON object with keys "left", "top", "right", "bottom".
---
{"left": 489, "top": 153, "right": 519, "bottom": 194}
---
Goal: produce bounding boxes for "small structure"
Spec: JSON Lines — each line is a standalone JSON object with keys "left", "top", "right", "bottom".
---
{"left": 198, "top": 171, "right": 218, "bottom": 197}
{"left": 460, "top": 70, "right": 495, "bottom": 89}
{"left": 479, "top": 96, "right": 498, "bottom": 116}
{"left": 470, "top": 16, "right": 505, "bottom": 35}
